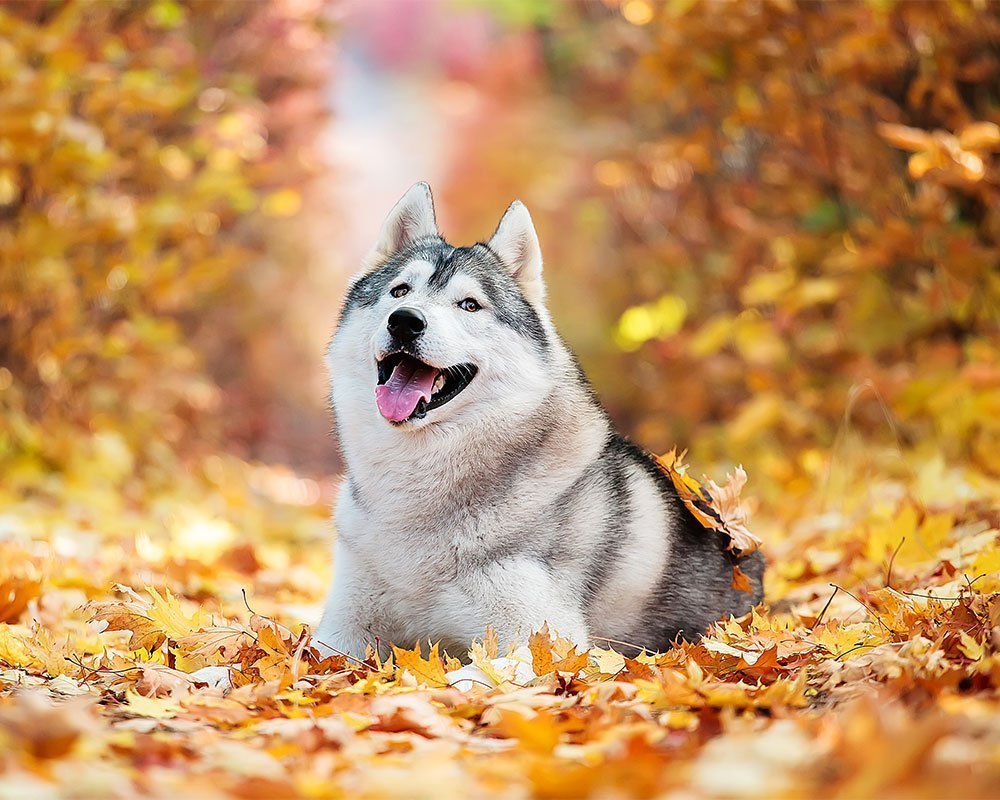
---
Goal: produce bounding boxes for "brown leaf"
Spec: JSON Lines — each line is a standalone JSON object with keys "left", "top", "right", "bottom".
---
{"left": 656, "top": 450, "right": 762, "bottom": 555}
{"left": 89, "top": 605, "right": 165, "bottom": 653}
{"left": 732, "top": 565, "right": 754, "bottom": 593}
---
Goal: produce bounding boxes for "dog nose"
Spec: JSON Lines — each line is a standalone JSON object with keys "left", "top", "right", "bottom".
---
{"left": 387, "top": 307, "right": 426, "bottom": 342}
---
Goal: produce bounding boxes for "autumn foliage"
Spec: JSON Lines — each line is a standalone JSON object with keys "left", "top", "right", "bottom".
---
{"left": 571, "top": 0, "right": 1000, "bottom": 496}
{"left": 0, "top": 0, "right": 327, "bottom": 483}
{"left": 2, "top": 1, "right": 1000, "bottom": 798}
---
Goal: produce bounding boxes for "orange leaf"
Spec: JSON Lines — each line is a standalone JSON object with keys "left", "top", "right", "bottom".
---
{"left": 656, "top": 449, "right": 762, "bottom": 555}
{"left": 877, "top": 122, "right": 932, "bottom": 152}
{"left": 0, "top": 577, "right": 42, "bottom": 624}
{"left": 552, "top": 649, "right": 590, "bottom": 675}
{"left": 393, "top": 642, "right": 449, "bottom": 688}
{"left": 732, "top": 565, "right": 754, "bottom": 593}
{"left": 528, "top": 625, "right": 555, "bottom": 676}
{"left": 958, "top": 121, "right": 1000, "bottom": 151}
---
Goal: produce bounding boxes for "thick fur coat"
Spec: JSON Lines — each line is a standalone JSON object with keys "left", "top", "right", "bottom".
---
{"left": 315, "top": 183, "right": 764, "bottom": 659}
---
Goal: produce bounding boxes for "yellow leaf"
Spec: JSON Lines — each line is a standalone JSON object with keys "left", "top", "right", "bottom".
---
{"left": 528, "top": 625, "right": 555, "bottom": 676}
{"left": 865, "top": 504, "right": 918, "bottom": 564}
{"left": 393, "top": 642, "right": 449, "bottom": 688}
{"left": 971, "top": 539, "right": 1000, "bottom": 586}
{"left": 0, "top": 624, "right": 33, "bottom": 668}
{"left": 146, "top": 587, "right": 208, "bottom": 641}
{"left": 122, "top": 690, "right": 182, "bottom": 719}
{"left": 958, "top": 121, "right": 1000, "bottom": 151}
{"left": 591, "top": 647, "right": 626, "bottom": 675}
{"left": 958, "top": 631, "right": 984, "bottom": 662}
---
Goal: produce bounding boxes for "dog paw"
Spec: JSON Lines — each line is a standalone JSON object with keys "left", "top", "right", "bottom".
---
{"left": 446, "top": 664, "right": 493, "bottom": 692}
{"left": 447, "top": 648, "right": 538, "bottom": 691}
{"left": 189, "top": 666, "right": 233, "bottom": 692}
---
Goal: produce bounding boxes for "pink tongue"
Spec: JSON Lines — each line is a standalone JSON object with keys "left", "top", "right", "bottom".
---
{"left": 375, "top": 358, "right": 439, "bottom": 422}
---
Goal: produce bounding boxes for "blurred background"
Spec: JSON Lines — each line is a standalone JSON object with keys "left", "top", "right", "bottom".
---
{"left": 1, "top": 0, "right": 998, "bottom": 538}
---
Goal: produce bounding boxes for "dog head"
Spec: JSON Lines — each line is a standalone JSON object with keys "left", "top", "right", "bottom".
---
{"left": 328, "top": 183, "right": 556, "bottom": 434}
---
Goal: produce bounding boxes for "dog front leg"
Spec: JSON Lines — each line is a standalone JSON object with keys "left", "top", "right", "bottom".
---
{"left": 313, "top": 542, "right": 380, "bottom": 662}
{"left": 466, "top": 557, "right": 591, "bottom": 652}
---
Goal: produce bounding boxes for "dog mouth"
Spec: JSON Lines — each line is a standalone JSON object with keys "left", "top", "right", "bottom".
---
{"left": 374, "top": 352, "right": 477, "bottom": 424}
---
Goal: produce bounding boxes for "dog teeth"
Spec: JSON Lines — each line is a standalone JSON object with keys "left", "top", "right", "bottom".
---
{"left": 432, "top": 374, "right": 445, "bottom": 394}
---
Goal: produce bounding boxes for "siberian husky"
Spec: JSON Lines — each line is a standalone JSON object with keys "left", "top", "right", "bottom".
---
{"left": 315, "top": 183, "right": 764, "bottom": 659}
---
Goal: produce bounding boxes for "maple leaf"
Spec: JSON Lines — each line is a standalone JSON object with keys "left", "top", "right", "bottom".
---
{"left": 134, "top": 663, "right": 202, "bottom": 698}
{"left": 174, "top": 626, "right": 250, "bottom": 665}
{"left": 88, "top": 586, "right": 213, "bottom": 654}
{"left": 89, "top": 602, "right": 165, "bottom": 653}
{"left": 121, "top": 689, "right": 183, "bottom": 719}
{"left": 247, "top": 617, "right": 298, "bottom": 683}
{"left": 393, "top": 642, "right": 450, "bottom": 688}
{"left": 0, "top": 625, "right": 34, "bottom": 669}
{"left": 552, "top": 648, "right": 590, "bottom": 675}
{"left": 655, "top": 449, "right": 762, "bottom": 555}
{"left": 528, "top": 625, "right": 555, "bottom": 676}
{"left": 145, "top": 587, "right": 210, "bottom": 641}
{"left": 591, "top": 647, "right": 626, "bottom": 675}
{"left": 704, "top": 466, "right": 762, "bottom": 555}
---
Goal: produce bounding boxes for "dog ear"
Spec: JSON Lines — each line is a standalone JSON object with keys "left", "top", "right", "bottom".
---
{"left": 488, "top": 201, "right": 544, "bottom": 306}
{"left": 371, "top": 182, "right": 439, "bottom": 260}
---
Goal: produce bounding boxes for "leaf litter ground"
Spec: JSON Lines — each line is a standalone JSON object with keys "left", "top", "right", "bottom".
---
{"left": 1, "top": 449, "right": 999, "bottom": 798}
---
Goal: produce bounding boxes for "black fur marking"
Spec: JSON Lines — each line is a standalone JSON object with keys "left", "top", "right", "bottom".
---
{"left": 430, "top": 243, "right": 549, "bottom": 350}
{"left": 339, "top": 237, "right": 445, "bottom": 320}
{"left": 489, "top": 412, "right": 557, "bottom": 507}
{"left": 469, "top": 244, "right": 549, "bottom": 349}
{"left": 581, "top": 437, "right": 631, "bottom": 606}
{"left": 425, "top": 244, "right": 462, "bottom": 289}
{"left": 342, "top": 238, "right": 549, "bottom": 350}
{"left": 539, "top": 463, "right": 593, "bottom": 571}
{"left": 607, "top": 437, "right": 765, "bottom": 646}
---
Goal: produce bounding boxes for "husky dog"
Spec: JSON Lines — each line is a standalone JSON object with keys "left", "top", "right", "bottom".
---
{"left": 315, "top": 183, "right": 764, "bottom": 659}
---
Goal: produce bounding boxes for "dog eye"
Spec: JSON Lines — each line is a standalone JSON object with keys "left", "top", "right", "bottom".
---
{"left": 390, "top": 284, "right": 410, "bottom": 298}
{"left": 458, "top": 298, "right": 481, "bottom": 312}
